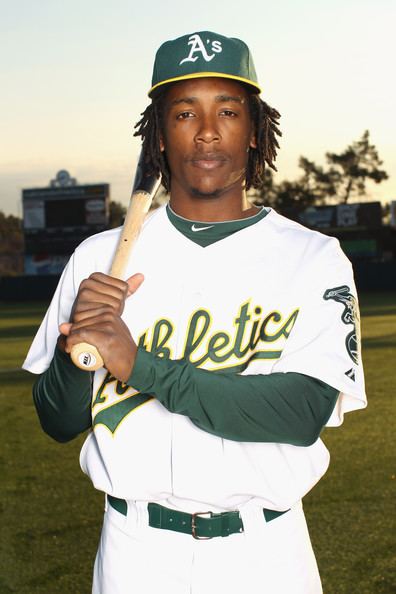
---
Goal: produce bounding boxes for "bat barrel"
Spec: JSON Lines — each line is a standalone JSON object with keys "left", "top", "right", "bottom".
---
{"left": 70, "top": 152, "right": 162, "bottom": 372}
{"left": 110, "top": 191, "right": 158, "bottom": 278}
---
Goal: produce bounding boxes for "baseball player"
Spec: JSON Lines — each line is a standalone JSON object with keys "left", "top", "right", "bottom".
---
{"left": 23, "top": 31, "right": 366, "bottom": 594}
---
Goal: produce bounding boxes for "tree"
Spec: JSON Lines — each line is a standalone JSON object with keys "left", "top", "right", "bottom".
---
{"left": 251, "top": 130, "right": 388, "bottom": 212}
{"left": 251, "top": 162, "right": 329, "bottom": 213}
{"left": 0, "top": 212, "right": 23, "bottom": 254}
{"left": 297, "top": 157, "right": 338, "bottom": 204}
{"left": 325, "top": 130, "right": 388, "bottom": 203}
{"left": 0, "top": 212, "right": 23, "bottom": 275}
{"left": 250, "top": 169, "right": 278, "bottom": 208}
{"left": 271, "top": 179, "right": 317, "bottom": 212}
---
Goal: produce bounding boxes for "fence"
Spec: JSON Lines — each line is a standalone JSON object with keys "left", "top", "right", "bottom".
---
{"left": 1, "top": 261, "right": 396, "bottom": 302}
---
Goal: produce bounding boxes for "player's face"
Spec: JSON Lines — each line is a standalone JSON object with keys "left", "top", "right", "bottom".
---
{"left": 160, "top": 77, "right": 256, "bottom": 202}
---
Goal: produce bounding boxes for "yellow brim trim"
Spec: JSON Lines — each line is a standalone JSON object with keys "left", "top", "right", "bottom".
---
{"left": 149, "top": 72, "right": 262, "bottom": 96}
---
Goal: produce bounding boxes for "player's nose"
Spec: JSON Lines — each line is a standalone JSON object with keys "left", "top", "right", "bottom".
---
{"left": 194, "top": 114, "right": 220, "bottom": 144}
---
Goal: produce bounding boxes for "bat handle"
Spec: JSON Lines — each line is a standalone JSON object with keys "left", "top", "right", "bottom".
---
{"left": 70, "top": 342, "right": 104, "bottom": 371}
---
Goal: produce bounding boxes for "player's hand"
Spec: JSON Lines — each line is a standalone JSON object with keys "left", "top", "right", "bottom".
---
{"left": 58, "top": 272, "right": 144, "bottom": 382}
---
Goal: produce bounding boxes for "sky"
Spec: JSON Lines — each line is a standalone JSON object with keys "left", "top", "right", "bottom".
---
{"left": 1, "top": 0, "right": 395, "bottom": 216}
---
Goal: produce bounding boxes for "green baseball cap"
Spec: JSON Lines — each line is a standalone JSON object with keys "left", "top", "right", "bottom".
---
{"left": 149, "top": 31, "right": 261, "bottom": 97}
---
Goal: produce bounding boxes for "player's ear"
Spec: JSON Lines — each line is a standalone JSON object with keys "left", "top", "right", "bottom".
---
{"left": 159, "top": 134, "right": 165, "bottom": 152}
{"left": 249, "top": 128, "right": 257, "bottom": 149}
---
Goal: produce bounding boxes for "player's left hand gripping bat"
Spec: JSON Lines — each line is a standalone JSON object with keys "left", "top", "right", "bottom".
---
{"left": 70, "top": 151, "right": 161, "bottom": 371}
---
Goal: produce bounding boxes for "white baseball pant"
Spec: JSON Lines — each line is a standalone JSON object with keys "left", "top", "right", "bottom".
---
{"left": 92, "top": 499, "right": 322, "bottom": 594}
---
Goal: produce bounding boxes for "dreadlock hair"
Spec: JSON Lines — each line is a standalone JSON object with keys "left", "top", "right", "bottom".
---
{"left": 133, "top": 86, "right": 281, "bottom": 193}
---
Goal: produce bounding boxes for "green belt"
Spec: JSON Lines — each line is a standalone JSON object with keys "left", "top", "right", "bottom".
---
{"left": 107, "top": 495, "right": 288, "bottom": 539}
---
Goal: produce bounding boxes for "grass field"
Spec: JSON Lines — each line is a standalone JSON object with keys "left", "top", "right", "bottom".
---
{"left": 0, "top": 294, "right": 395, "bottom": 593}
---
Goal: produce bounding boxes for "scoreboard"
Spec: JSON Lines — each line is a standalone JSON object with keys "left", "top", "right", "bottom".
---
{"left": 282, "top": 201, "right": 384, "bottom": 260}
{"left": 23, "top": 170, "right": 110, "bottom": 275}
{"left": 284, "top": 201, "right": 383, "bottom": 231}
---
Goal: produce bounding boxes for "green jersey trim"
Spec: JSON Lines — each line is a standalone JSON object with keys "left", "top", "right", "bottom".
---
{"left": 166, "top": 205, "right": 269, "bottom": 247}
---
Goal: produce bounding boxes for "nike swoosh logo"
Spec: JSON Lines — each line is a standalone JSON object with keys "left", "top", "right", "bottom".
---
{"left": 191, "top": 224, "right": 214, "bottom": 232}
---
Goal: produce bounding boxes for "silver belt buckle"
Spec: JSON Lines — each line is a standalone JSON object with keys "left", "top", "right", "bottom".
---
{"left": 191, "top": 511, "right": 213, "bottom": 540}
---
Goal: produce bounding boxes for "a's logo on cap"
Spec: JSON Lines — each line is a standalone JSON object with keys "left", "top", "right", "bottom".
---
{"left": 179, "top": 34, "right": 222, "bottom": 65}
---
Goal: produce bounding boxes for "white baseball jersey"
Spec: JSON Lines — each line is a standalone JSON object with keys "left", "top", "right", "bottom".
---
{"left": 23, "top": 205, "right": 366, "bottom": 512}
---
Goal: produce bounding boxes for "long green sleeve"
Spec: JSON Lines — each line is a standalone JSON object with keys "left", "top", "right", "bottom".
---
{"left": 33, "top": 345, "right": 338, "bottom": 446}
{"left": 33, "top": 346, "right": 92, "bottom": 442}
{"left": 128, "top": 348, "right": 339, "bottom": 446}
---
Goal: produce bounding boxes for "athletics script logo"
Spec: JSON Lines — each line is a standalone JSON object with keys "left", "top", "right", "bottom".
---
{"left": 179, "top": 34, "right": 222, "bottom": 65}
{"left": 92, "top": 301, "right": 299, "bottom": 433}
{"left": 323, "top": 285, "right": 360, "bottom": 365}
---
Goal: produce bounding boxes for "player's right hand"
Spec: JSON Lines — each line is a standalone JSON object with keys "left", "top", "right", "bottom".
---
{"left": 58, "top": 272, "right": 144, "bottom": 381}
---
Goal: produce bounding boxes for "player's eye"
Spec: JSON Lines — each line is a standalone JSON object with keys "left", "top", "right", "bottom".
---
{"left": 219, "top": 109, "right": 237, "bottom": 117}
{"left": 176, "top": 111, "right": 195, "bottom": 120}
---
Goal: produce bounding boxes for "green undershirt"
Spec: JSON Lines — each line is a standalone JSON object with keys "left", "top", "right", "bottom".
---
{"left": 33, "top": 346, "right": 92, "bottom": 442}
{"left": 166, "top": 204, "right": 269, "bottom": 247}
{"left": 128, "top": 348, "right": 338, "bottom": 446}
{"left": 32, "top": 207, "right": 339, "bottom": 444}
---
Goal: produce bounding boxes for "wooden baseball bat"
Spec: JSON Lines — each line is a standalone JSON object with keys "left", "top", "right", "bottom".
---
{"left": 70, "top": 151, "right": 162, "bottom": 371}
